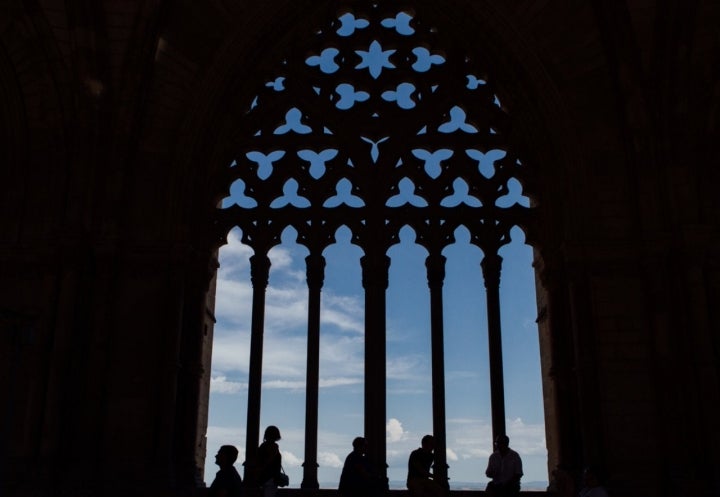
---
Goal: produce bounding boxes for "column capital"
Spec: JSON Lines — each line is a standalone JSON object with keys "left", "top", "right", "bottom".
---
{"left": 305, "top": 253, "right": 326, "bottom": 290}
{"left": 481, "top": 253, "right": 503, "bottom": 289}
{"left": 425, "top": 253, "right": 447, "bottom": 288}
{"left": 360, "top": 253, "right": 390, "bottom": 289}
{"left": 250, "top": 254, "right": 271, "bottom": 288}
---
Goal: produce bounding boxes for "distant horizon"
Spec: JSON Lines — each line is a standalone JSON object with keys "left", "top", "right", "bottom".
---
{"left": 303, "top": 480, "right": 549, "bottom": 491}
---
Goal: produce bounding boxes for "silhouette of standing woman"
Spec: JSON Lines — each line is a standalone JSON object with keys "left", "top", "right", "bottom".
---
{"left": 256, "top": 426, "right": 282, "bottom": 497}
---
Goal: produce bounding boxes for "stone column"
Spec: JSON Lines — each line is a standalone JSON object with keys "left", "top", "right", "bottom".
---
{"left": 301, "top": 253, "right": 325, "bottom": 490}
{"left": 244, "top": 253, "right": 271, "bottom": 480}
{"left": 426, "top": 252, "right": 449, "bottom": 489}
{"left": 361, "top": 252, "right": 390, "bottom": 489}
{"left": 481, "top": 253, "right": 506, "bottom": 441}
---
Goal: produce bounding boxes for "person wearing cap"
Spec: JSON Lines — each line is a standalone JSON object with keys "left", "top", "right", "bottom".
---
{"left": 209, "top": 445, "right": 243, "bottom": 497}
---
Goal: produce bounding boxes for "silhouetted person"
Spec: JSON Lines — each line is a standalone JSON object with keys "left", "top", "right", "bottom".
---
{"left": 578, "top": 467, "right": 609, "bottom": 497}
{"left": 209, "top": 445, "right": 243, "bottom": 497}
{"left": 407, "top": 435, "right": 445, "bottom": 497}
{"left": 485, "top": 435, "right": 522, "bottom": 497}
{"left": 339, "top": 437, "right": 382, "bottom": 497}
{"left": 255, "top": 425, "right": 283, "bottom": 497}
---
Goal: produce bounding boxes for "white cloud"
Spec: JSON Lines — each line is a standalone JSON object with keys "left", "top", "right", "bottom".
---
{"left": 211, "top": 375, "right": 246, "bottom": 394}
{"left": 505, "top": 417, "right": 547, "bottom": 456}
{"left": 209, "top": 331, "right": 365, "bottom": 393}
{"left": 218, "top": 230, "right": 253, "bottom": 271}
{"left": 386, "top": 418, "right": 406, "bottom": 443}
{"left": 281, "top": 450, "right": 303, "bottom": 467}
{"left": 212, "top": 226, "right": 394, "bottom": 397}
{"left": 260, "top": 335, "right": 308, "bottom": 377}
{"left": 320, "top": 377, "right": 363, "bottom": 388}
{"left": 265, "top": 287, "right": 309, "bottom": 330}
{"left": 259, "top": 376, "right": 360, "bottom": 390}
{"left": 326, "top": 296, "right": 363, "bottom": 327}
{"left": 320, "top": 306, "right": 364, "bottom": 334}
{"left": 319, "top": 336, "right": 364, "bottom": 376}
{"left": 263, "top": 380, "right": 306, "bottom": 390}
{"left": 318, "top": 451, "right": 344, "bottom": 468}
{"left": 387, "top": 354, "right": 429, "bottom": 380}
{"left": 268, "top": 246, "right": 295, "bottom": 271}
{"left": 214, "top": 279, "right": 253, "bottom": 325}
{"left": 446, "top": 448, "right": 459, "bottom": 461}
{"left": 446, "top": 416, "right": 546, "bottom": 460}
{"left": 209, "top": 332, "right": 250, "bottom": 372}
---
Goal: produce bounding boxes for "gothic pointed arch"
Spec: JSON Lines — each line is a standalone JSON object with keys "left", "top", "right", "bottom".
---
{"left": 212, "top": 0, "right": 541, "bottom": 489}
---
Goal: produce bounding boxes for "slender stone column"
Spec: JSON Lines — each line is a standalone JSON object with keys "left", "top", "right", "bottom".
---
{"left": 301, "top": 253, "right": 325, "bottom": 490}
{"left": 361, "top": 252, "right": 390, "bottom": 488}
{"left": 481, "top": 253, "right": 506, "bottom": 441}
{"left": 244, "top": 254, "right": 271, "bottom": 481}
{"left": 426, "top": 253, "right": 449, "bottom": 489}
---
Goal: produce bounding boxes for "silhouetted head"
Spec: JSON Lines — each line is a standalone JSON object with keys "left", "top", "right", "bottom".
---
{"left": 494, "top": 435, "right": 510, "bottom": 453}
{"left": 352, "top": 437, "right": 367, "bottom": 452}
{"left": 264, "top": 425, "right": 281, "bottom": 442}
{"left": 421, "top": 435, "right": 435, "bottom": 452}
{"left": 215, "top": 445, "right": 239, "bottom": 468}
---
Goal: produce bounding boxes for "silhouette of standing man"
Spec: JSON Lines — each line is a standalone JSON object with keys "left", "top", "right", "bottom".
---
{"left": 209, "top": 445, "right": 243, "bottom": 497}
{"left": 485, "top": 435, "right": 522, "bottom": 497}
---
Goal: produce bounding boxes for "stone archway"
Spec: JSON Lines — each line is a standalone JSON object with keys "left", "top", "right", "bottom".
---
{"left": 184, "top": 0, "right": 575, "bottom": 490}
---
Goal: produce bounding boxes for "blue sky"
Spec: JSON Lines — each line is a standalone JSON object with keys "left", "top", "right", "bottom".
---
{"left": 204, "top": 223, "right": 547, "bottom": 489}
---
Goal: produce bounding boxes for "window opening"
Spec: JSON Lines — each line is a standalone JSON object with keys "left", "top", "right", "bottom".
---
{"left": 317, "top": 226, "right": 365, "bottom": 486}
{"left": 210, "top": 1, "right": 545, "bottom": 490}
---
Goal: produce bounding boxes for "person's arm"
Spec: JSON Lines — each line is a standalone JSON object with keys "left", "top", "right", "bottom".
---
{"left": 485, "top": 453, "right": 499, "bottom": 478}
{"left": 511, "top": 452, "right": 523, "bottom": 484}
{"left": 514, "top": 452, "right": 523, "bottom": 480}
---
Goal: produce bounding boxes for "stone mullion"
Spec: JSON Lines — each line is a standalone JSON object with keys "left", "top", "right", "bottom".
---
{"left": 425, "top": 251, "right": 450, "bottom": 490}
{"left": 301, "top": 252, "right": 325, "bottom": 491}
{"left": 361, "top": 248, "right": 390, "bottom": 489}
{"left": 244, "top": 253, "right": 271, "bottom": 481}
{"left": 481, "top": 252, "right": 506, "bottom": 441}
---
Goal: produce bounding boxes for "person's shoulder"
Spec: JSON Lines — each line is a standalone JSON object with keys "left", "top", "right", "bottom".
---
{"left": 260, "top": 440, "right": 279, "bottom": 452}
